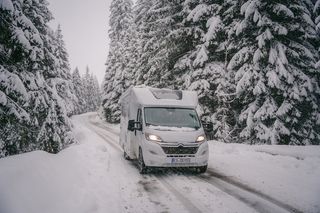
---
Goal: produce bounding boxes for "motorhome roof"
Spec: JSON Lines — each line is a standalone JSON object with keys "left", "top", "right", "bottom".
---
{"left": 120, "top": 86, "right": 198, "bottom": 108}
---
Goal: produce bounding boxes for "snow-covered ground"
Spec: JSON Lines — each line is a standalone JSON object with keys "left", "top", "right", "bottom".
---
{"left": 0, "top": 113, "right": 319, "bottom": 213}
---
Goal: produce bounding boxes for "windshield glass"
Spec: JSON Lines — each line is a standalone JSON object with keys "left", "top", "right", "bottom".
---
{"left": 144, "top": 107, "right": 201, "bottom": 129}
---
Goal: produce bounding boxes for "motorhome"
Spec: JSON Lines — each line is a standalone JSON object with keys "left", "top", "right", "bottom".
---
{"left": 119, "top": 86, "right": 209, "bottom": 174}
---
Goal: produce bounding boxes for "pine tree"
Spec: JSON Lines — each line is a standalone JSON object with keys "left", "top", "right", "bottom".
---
{"left": 35, "top": 0, "right": 74, "bottom": 151}
{"left": 217, "top": 0, "right": 245, "bottom": 142}
{"left": 313, "top": 0, "right": 320, "bottom": 142}
{"left": 315, "top": 0, "right": 320, "bottom": 68}
{"left": 81, "top": 67, "right": 101, "bottom": 112}
{"left": 228, "top": 0, "right": 320, "bottom": 144}
{"left": 172, "top": 0, "right": 236, "bottom": 141}
{"left": 134, "top": 0, "right": 184, "bottom": 88}
{"left": 102, "top": 0, "right": 133, "bottom": 123}
{"left": 132, "top": 0, "right": 153, "bottom": 85}
{"left": 0, "top": 0, "right": 74, "bottom": 157}
{"left": 92, "top": 75, "right": 101, "bottom": 111}
{"left": 83, "top": 67, "right": 93, "bottom": 111}
{"left": 72, "top": 67, "right": 86, "bottom": 114}
{"left": 0, "top": 0, "right": 48, "bottom": 156}
{"left": 51, "top": 25, "right": 77, "bottom": 116}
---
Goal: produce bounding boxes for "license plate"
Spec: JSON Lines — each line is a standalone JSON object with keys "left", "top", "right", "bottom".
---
{"left": 171, "top": 158, "right": 191, "bottom": 164}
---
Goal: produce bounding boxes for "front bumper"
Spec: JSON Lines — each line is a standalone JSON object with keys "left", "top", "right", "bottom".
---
{"left": 142, "top": 140, "right": 209, "bottom": 167}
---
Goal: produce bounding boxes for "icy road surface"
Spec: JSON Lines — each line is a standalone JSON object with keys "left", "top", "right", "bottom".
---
{"left": 0, "top": 112, "right": 319, "bottom": 213}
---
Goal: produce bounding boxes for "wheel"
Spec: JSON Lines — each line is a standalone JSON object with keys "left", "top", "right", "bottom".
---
{"left": 138, "top": 148, "right": 148, "bottom": 174}
{"left": 197, "top": 165, "right": 207, "bottom": 174}
{"left": 123, "top": 150, "right": 131, "bottom": 160}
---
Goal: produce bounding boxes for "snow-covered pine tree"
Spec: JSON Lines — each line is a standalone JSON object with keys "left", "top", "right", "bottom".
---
{"left": 0, "top": 0, "right": 51, "bottom": 156}
{"left": 24, "top": 0, "right": 74, "bottom": 152}
{"left": 83, "top": 67, "right": 94, "bottom": 111}
{"left": 50, "top": 25, "right": 77, "bottom": 116}
{"left": 133, "top": 0, "right": 184, "bottom": 88}
{"left": 101, "top": 52, "right": 116, "bottom": 121}
{"left": 314, "top": 0, "right": 320, "bottom": 68}
{"left": 173, "top": 0, "right": 236, "bottom": 141}
{"left": 132, "top": 0, "right": 153, "bottom": 85}
{"left": 0, "top": 0, "right": 74, "bottom": 157}
{"left": 209, "top": 0, "right": 244, "bottom": 142}
{"left": 313, "top": 0, "right": 320, "bottom": 141}
{"left": 228, "top": 0, "right": 320, "bottom": 145}
{"left": 82, "top": 67, "right": 101, "bottom": 112}
{"left": 92, "top": 75, "right": 101, "bottom": 111}
{"left": 101, "top": 0, "right": 133, "bottom": 123}
{"left": 72, "top": 67, "right": 86, "bottom": 114}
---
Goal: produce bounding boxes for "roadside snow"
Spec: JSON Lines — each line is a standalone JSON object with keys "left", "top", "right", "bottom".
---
{"left": 0, "top": 113, "right": 319, "bottom": 213}
{"left": 208, "top": 141, "right": 320, "bottom": 212}
{"left": 0, "top": 114, "right": 120, "bottom": 213}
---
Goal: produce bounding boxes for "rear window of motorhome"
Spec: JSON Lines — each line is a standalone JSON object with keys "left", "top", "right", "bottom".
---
{"left": 144, "top": 107, "right": 200, "bottom": 129}
{"left": 149, "top": 88, "right": 182, "bottom": 100}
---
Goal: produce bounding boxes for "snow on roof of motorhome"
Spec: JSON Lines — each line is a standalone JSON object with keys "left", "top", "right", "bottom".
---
{"left": 149, "top": 88, "right": 182, "bottom": 100}
{"left": 120, "top": 86, "right": 198, "bottom": 108}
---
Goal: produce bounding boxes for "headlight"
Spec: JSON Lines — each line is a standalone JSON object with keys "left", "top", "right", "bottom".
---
{"left": 145, "top": 133, "right": 162, "bottom": 142}
{"left": 196, "top": 135, "right": 206, "bottom": 142}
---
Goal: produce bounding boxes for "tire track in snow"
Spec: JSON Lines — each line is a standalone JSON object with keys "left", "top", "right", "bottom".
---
{"left": 85, "top": 121, "right": 122, "bottom": 152}
{"left": 191, "top": 174, "right": 287, "bottom": 213}
{"left": 88, "top": 114, "right": 120, "bottom": 137}
{"left": 84, "top": 119, "right": 170, "bottom": 212}
{"left": 197, "top": 170, "right": 303, "bottom": 213}
{"left": 156, "top": 175, "right": 203, "bottom": 213}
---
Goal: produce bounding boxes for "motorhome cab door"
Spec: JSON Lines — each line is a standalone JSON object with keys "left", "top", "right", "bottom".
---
{"left": 133, "top": 108, "right": 143, "bottom": 157}
{"left": 121, "top": 100, "right": 134, "bottom": 159}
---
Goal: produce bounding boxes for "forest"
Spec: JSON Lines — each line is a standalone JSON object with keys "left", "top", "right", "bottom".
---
{"left": 102, "top": 0, "right": 320, "bottom": 146}
{"left": 0, "top": 0, "right": 101, "bottom": 157}
{"left": 1, "top": 0, "right": 320, "bottom": 158}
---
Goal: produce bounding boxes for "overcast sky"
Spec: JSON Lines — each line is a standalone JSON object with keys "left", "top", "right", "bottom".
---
{"left": 48, "top": 0, "right": 112, "bottom": 85}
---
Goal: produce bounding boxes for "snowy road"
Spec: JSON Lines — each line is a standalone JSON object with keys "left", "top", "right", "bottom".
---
{"left": 80, "top": 114, "right": 253, "bottom": 213}
{"left": 1, "top": 112, "right": 319, "bottom": 213}
{"left": 81, "top": 113, "right": 302, "bottom": 213}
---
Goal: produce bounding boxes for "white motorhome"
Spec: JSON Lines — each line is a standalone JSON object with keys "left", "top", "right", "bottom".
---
{"left": 119, "top": 86, "right": 209, "bottom": 174}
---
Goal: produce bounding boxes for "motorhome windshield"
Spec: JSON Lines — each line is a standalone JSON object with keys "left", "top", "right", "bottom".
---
{"left": 144, "top": 107, "right": 201, "bottom": 129}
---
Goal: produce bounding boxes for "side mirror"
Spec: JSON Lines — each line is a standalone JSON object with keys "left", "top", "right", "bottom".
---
{"left": 202, "top": 121, "right": 213, "bottom": 132}
{"left": 128, "top": 120, "right": 142, "bottom": 132}
{"left": 128, "top": 120, "right": 135, "bottom": 131}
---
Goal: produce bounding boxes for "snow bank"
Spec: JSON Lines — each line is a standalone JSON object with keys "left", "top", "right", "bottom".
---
{"left": 0, "top": 114, "right": 119, "bottom": 213}
{"left": 208, "top": 141, "right": 320, "bottom": 212}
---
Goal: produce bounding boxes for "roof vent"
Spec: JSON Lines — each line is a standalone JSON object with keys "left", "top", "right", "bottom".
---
{"left": 149, "top": 88, "right": 182, "bottom": 100}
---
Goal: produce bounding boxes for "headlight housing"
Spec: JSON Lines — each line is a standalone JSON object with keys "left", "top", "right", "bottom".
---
{"left": 145, "top": 133, "right": 162, "bottom": 142}
{"left": 196, "top": 135, "right": 206, "bottom": 142}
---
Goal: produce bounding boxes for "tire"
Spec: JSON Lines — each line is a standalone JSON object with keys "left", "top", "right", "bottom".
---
{"left": 197, "top": 165, "right": 207, "bottom": 174}
{"left": 138, "top": 148, "right": 148, "bottom": 174}
{"left": 123, "top": 150, "right": 131, "bottom": 160}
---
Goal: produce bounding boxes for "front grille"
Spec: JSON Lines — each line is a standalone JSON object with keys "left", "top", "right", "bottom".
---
{"left": 161, "top": 146, "right": 198, "bottom": 154}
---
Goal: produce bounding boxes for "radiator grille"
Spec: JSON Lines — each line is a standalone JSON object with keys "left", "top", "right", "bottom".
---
{"left": 161, "top": 146, "right": 198, "bottom": 154}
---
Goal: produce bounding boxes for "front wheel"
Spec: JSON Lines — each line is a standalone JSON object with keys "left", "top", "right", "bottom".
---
{"left": 123, "top": 150, "right": 131, "bottom": 160}
{"left": 197, "top": 165, "right": 207, "bottom": 174}
{"left": 138, "top": 148, "right": 148, "bottom": 174}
